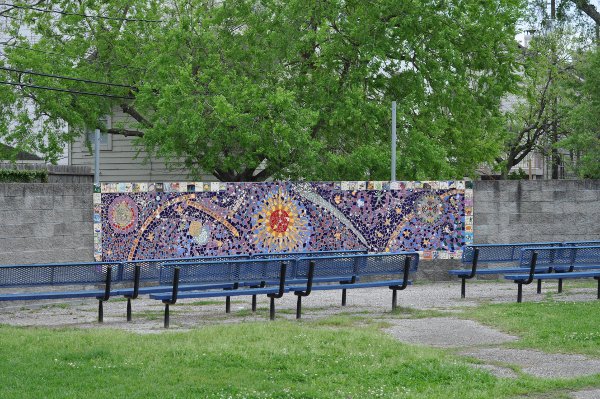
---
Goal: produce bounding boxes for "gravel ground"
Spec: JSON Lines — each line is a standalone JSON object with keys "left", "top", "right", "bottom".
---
{"left": 0, "top": 280, "right": 532, "bottom": 330}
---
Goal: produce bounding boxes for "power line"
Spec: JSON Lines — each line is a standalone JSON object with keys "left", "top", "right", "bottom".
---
{"left": 0, "top": 42, "right": 146, "bottom": 71}
{"left": 0, "top": 80, "right": 134, "bottom": 99}
{"left": 0, "top": 65, "right": 135, "bottom": 88}
{"left": 0, "top": 4, "right": 163, "bottom": 23}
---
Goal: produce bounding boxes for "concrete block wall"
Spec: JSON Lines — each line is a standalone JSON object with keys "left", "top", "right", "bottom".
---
{"left": 416, "top": 180, "right": 600, "bottom": 280}
{"left": 0, "top": 184, "right": 94, "bottom": 264}
{"left": 473, "top": 180, "right": 600, "bottom": 244}
{"left": 0, "top": 180, "right": 598, "bottom": 274}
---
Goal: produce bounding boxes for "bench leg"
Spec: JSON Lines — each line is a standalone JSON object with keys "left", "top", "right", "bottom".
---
{"left": 296, "top": 295, "right": 302, "bottom": 319}
{"left": 341, "top": 289, "right": 347, "bottom": 306}
{"left": 126, "top": 298, "right": 132, "bottom": 322}
{"left": 98, "top": 300, "right": 104, "bottom": 323}
{"left": 461, "top": 277, "right": 466, "bottom": 298}
{"left": 269, "top": 297, "right": 275, "bottom": 320}
{"left": 164, "top": 303, "right": 170, "bottom": 329}
{"left": 596, "top": 278, "right": 600, "bottom": 299}
{"left": 558, "top": 279, "right": 563, "bottom": 294}
{"left": 252, "top": 295, "right": 257, "bottom": 312}
{"left": 226, "top": 296, "right": 231, "bottom": 314}
{"left": 537, "top": 279, "right": 542, "bottom": 294}
{"left": 392, "top": 289, "right": 398, "bottom": 311}
{"left": 517, "top": 283, "right": 523, "bottom": 303}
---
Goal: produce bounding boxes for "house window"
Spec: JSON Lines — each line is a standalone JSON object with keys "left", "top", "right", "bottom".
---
{"left": 85, "top": 116, "right": 112, "bottom": 151}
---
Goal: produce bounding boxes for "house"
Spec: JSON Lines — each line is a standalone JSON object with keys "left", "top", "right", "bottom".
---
{"left": 68, "top": 107, "right": 217, "bottom": 183}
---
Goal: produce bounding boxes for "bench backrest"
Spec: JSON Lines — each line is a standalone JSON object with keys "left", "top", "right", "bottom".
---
{"left": 0, "top": 261, "right": 122, "bottom": 288}
{"left": 294, "top": 252, "right": 419, "bottom": 279}
{"left": 159, "top": 258, "right": 291, "bottom": 285}
{"left": 520, "top": 246, "right": 600, "bottom": 269}
{"left": 122, "top": 254, "right": 248, "bottom": 283}
{"left": 251, "top": 249, "right": 367, "bottom": 260}
{"left": 563, "top": 240, "right": 600, "bottom": 247}
{"left": 462, "top": 242, "right": 563, "bottom": 265}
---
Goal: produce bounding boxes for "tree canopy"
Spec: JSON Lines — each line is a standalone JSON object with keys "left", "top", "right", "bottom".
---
{"left": 0, "top": 0, "right": 524, "bottom": 181}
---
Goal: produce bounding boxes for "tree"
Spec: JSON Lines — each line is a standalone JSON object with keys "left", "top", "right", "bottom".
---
{"left": 559, "top": 47, "right": 600, "bottom": 177}
{"left": 496, "top": 0, "right": 600, "bottom": 179}
{"left": 0, "top": 0, "right": 524, "bottom": 181}
{"left": 496, "top": 27, "right": 574, "bottom": 178}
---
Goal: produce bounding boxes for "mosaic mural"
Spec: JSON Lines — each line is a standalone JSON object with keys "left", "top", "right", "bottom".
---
{"left": 94, "top": 181, "right": 474, "bottom": 261}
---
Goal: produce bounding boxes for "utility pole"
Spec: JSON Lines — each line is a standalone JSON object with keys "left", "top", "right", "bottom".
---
{"left": 391, "top": 101, "right": 397, "bottom": 182}
{"left": 550, "top": 0, "right": 561, "bottom": 179}
{"left": 94, "top": 128, "right": 100, "bottom": 185}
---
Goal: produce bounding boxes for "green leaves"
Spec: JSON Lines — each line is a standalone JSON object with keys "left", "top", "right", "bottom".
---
{"left": 0, "top": 0, "right": 523, "bottom": 180}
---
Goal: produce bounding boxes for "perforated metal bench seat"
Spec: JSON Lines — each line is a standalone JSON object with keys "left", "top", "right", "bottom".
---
{"left": 0, "top": 261, "right": 122, "bottom": 322}
{"left": 114, "top": 282, "right": 236, "bottom": 297}
{"left": 448, "top": 267, "right": 551, "bottom": 277}
{"left": 505, "top": 271, "right": 600, "bottom": 280}
{"left": 287, "top": 279, "right": 411, "bottom": 292}
{"left": 449, "top": 242, "right": 564, "bottom": 298}
{"left": 289, "top": 252, "right": 419, "bottom": 318}
{"left": 150, "top": 286, "right": 286, "bottom": 301}
{"left": 153, "top": 258, "right": 290, "bottom": 327}
{"left": 0, "top": 289, "right": 111, "bottom": 301}
{"left": 506, "top": 246, "right": 600, "bottom": 302}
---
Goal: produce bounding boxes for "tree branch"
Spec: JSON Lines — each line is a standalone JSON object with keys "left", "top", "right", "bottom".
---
{"left": 570, "top": 0, "right": 600, "bottom": 25}
{"left": 120, "top": 103, "right": 153, "bottom": 128}
{"left": 106, "top": 128, "right": 144, "bottom": 137}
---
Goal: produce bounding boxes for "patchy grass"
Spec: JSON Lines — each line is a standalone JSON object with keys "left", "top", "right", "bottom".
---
{"left": 41, "top": 303, "right": 71, "bottom": 310}
{"left": 134, "top": 309, "right": 177, "bottom": 321}
{"left": 388, "top": 306, "right": 450, "bottom": 319}
{"left": 0, "top": 321, "right": 598, "bottom": 399}
{"left": 467, "top": 300, "right": 600, "bottom": 356}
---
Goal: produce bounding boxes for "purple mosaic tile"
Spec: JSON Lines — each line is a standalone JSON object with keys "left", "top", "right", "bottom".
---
{"left": 99, "top": 181, "right": 472, "bottom": 261}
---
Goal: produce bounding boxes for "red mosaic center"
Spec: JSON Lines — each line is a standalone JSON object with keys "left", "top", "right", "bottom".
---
{"left": 269, "top": 209, "right": 290, "bottom": 233}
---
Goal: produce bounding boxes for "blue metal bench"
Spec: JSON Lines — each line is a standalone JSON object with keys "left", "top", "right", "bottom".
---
{"left": 289, "top": 252, "right": 419, "bottom": 318}
{"left": 0, "top": 261, "right": 123, "bottom": 322}
{"left": 248, "top": 249, "right": 367, "bottom": 309}
{"left": 149, "top": 258, "right": 289, "bottom": 328}
{"left": 117, "top": 254, "right": 249, "bottom": 320}
{"left": 448, "top": 242, "right": 563, "bottom": 298}
{"left": 504, "top": 246, "right": 600, "bottom": 302}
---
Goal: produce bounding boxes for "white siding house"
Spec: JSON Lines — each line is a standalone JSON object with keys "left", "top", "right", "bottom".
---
{"left": 69, "top": 108, "right": 217, "bottom": 182}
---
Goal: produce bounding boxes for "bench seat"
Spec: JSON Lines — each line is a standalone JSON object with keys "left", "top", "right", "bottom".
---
{"left": 0, "top": 289, "right": 109, "bottom": 301}
{"left": 287, "top": 279, "right": 410, "bottom": 292}
{"left": 152, "top": 259, "right": 290, "bottom": 327}
{"left": 114, "top": 282, "right": 235, "bottom": 297}
{"left": 289, "top": 253, "right": 418, "bottom": 318}
{"left": 505, "top": 271, "right": 600, "bottom": 281}
{"left": 448, "top": 267, "right": 550, "bottom": 277}
{"left": 150, "top": 286, "right": 284, "bottom": 301}
{"left": 507, "top": 246, "right": 600, "bottom": 302}
{"left": 449, "top": 242, "right": 563, "bottom": 298}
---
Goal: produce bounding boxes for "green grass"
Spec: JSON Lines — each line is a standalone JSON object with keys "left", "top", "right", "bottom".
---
{"left": 467, "top": 301, "right": 600, "bottom": 356}
{"left": 0, "top": 321, "right": 598, "bottom": 399}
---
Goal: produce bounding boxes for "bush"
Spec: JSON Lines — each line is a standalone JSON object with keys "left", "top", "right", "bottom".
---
{"left": 507, "top": 168, "right": 529, "bottom": 180}
{"left": 0, "top": 169, "right": 48, "bottom": 183}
